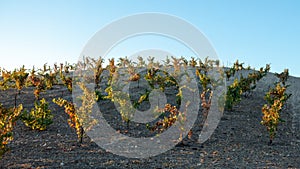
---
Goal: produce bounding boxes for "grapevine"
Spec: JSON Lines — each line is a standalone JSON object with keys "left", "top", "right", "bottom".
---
{"left": 0, "top": 104, "right": 23, "bottom": 156}
{"left": 261, "top": 69, "right": 291, "bottom": 145}
{"left": 21, "top": 98, "right": 53, "bottom": 130}
{"left": 225, "top": 62, "right": 270, "bottom": 110}
{"left": 0, "top": 66, "right": 29, "bottom": 107}
{"left": 53, "top": 98, "right": 82, "bottom": 142}
{"left": 195, "top": 57, "right": 224, "bottom": 137}
{"left": 147, "top": 103, "right": 188, "bottom": 141}
{"left": 0, "top": 56, "right": 295, "bottom": 158}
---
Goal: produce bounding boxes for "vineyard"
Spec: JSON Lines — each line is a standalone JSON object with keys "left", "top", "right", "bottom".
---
{"left": 0, "top": 56, "right": 299, "bottom": 168}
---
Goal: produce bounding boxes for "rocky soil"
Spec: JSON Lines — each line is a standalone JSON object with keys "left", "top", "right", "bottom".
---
{"left": 0, "top": 72, "right": 300, "bottom": 169}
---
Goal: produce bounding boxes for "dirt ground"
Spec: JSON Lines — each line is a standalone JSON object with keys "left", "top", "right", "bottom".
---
{"left": 0, "top": 75, "right": 300, "bottom": 168}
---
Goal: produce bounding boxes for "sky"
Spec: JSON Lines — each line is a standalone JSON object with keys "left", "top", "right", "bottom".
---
{"left": 0, "top": 0, "right": 299, "bottom": 76}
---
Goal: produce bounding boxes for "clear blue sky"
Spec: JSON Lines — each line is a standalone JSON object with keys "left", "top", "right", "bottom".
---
{"left": 1, "top": 0, "right": 299, "bottom": 76}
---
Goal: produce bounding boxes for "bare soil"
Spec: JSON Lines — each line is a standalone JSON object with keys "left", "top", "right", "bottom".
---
{"left": 0, "top": 78, "right": 300, "bottom": 169}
